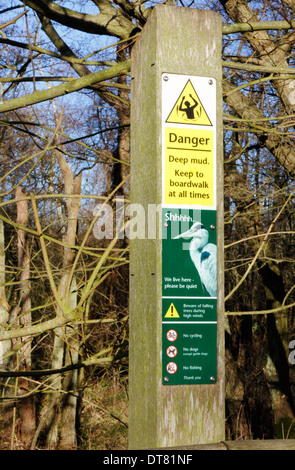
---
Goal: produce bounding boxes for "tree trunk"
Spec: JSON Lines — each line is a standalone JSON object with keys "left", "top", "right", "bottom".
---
{"left": 15, "top": 187, "right": 36, "bottom": 448}
{"left": 0, "top": 217, "right": 14, "bottom": 449}
{"left": 59, "top": 277, "right": 79, "bottom": 450}
{"left": 0, "top": 218, "right": 10, "bottom": 369}
{"left": 46, "top": 151, "right": 82, "bottom": 449}
{"left": 258, "top": 251, "right": 295, "bottom": 419}
{"left": 111, "top": 47, "right": 130, "bottom": 196}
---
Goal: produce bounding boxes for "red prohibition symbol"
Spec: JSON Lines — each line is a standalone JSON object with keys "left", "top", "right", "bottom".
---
{"left": 166, "top": 329, "right": 177, "bottom": 342}
{"left": 166, "top": 362, "right": 177, "bottom": 374}
{"left": 166, "top": 345, "right": 177, "bottom": 358}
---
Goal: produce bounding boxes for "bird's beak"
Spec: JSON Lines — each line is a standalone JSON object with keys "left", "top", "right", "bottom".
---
{"left": 173, "top": 229, "right": 191, "bottom": 239}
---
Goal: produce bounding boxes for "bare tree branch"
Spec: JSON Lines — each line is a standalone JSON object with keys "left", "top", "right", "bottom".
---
{"left": 0, "top": 59, "right": 130, "bottom": 112}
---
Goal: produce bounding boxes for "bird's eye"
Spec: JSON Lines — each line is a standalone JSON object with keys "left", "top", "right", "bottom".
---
{"left": 192, "top": 223, "right": 205, "bottom": 231}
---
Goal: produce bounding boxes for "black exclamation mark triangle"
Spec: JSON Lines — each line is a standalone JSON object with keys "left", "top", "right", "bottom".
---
{"left": 164, "top": 303, "right": 180, "bottom": 318}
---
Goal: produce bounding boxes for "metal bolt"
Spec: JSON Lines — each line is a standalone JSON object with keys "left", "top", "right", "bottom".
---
{"left": 163, "top": 75, "right": 169, "bottom": 81}
{"left": 164, "top": 376, "right": 169, "bottom": 383}
{"left": 210, "top": 376, "right": 216, "bottom": 382}
{"left": 208, "top": 79, "right": 213, "bottom": 85}
{"left": 210, "top": 224, "right": 215, "bottom": 230}
{"left": 164, "top": 222, "right": 169, "bottom": 227}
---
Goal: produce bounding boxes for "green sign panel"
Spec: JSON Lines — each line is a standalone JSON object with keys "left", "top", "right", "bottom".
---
{"left": 162, "top": 207, "right": 217, "bottom": 385}
{"left": 162, "top": 323, "right": 217, "bottom": 385}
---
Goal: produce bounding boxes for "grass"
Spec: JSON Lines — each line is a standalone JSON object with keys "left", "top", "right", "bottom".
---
{"left": 79, "top": 372, "right": 128, "bottom": 450}
{"left": 276, "top": 416, "right": 295, "bottom": 440}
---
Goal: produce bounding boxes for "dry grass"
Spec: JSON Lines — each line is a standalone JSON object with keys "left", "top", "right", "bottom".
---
{"left": 78, "top": 371, "right": 128, "bottom": 450}
{"left": 0, "top": 373, "right": 129, "bottom": 450}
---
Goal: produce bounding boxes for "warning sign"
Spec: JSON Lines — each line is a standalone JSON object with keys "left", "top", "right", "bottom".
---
{"left": 166, "top": 79, "right": 212, "bottom": 126}
{"left": 164, "top": 127, "right": 214, "bottom": 206}
{"left": 161, "top": 74, "right": 217, "bottom": 385}
{"left": 162, "top": 74, "right": 216, "bottom": 209}
{"left": 165, "top": 302, "right": 180, "bottom": 318}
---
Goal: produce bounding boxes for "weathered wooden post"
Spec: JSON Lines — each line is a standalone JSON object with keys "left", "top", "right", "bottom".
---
{"left": 129, "top": 5, "right": 224, "bottom": 449}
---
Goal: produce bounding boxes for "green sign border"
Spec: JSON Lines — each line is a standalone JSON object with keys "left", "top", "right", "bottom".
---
{"left": 162, "top": 207, "right": 217, "bottom": 385}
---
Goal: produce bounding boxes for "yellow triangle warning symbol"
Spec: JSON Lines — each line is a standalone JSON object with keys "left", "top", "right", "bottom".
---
{"left": 166, "top": 79, "right": 212, "bottom": 126}
{"left": 165, "top": 303, "right": 180, "bottom": 318}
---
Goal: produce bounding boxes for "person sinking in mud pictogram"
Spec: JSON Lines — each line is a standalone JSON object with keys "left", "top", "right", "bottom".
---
{"left": 179, "top": 94, "right": 200, "bottom": 120}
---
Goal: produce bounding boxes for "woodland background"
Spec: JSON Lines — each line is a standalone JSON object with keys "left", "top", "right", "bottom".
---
{"left": 0, "top": 0, "right": 295, "bottom": 450}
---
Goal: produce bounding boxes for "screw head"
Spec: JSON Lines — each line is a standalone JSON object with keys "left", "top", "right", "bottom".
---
{"left": 210, "top": 376, "right": 216, "bottom": 382}
{"left": 208, "top": 79, "right": 213, "bottom": 85}
{"left": 164, "top": 376, "right": 169, "bottom": 383}
{"left": 163, "top": 75, "right": 169, "bottom": 81}
{"left": 210, "top": 224, "right": 215, "bottom": 230}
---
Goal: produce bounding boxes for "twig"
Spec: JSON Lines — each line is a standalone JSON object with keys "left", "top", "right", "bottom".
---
{"left": 225, "top": 187, "right": 295, "bottom": 302}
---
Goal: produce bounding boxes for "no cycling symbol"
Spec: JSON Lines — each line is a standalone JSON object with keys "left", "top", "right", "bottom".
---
{"left": 166, "top": 329, "right": 177, "bottom": 342}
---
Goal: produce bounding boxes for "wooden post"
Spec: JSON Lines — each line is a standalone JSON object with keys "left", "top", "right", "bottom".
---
{"left": 129, "top": 5, "right": 224, "bottom": 449}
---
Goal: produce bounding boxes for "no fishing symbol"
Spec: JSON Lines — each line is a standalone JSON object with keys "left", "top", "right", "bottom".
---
{"left": 166, "top": 362, "right": 177, "bottom": 374}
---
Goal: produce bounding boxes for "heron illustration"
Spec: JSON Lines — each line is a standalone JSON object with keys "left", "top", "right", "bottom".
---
{"left": 174, "top": 222, "right": 217, "bottom": 297}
